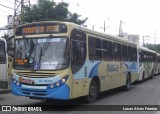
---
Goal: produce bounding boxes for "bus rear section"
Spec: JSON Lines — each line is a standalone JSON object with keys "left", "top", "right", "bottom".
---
{"left": 155, "top": 53, "right": 160, "bottom": 75}
{"left": 138, "top": 47, "right": 156, "bottom": 82}
{"left": 0, "top": 38, "right": 8, "bottom": 89}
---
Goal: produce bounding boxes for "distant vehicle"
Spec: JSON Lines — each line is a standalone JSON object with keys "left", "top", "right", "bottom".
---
{"left": 10, "top": 21, "right": 138, "bottom": 103}
{"left": 155, "top": 53, "right": 160, "bottom": 75}
{"left": 0, "top": 38, "right": 8, "bottom": 89}
{"left": 138, "top": 46, "right": 156, "bottom": 82}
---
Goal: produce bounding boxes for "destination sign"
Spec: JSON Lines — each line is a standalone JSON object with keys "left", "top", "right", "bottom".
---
{"left": 15, "top": 59, "right": 28, "bottom": 65}
{"left": 15, "top": 23, "right": 67, "bottom": 36}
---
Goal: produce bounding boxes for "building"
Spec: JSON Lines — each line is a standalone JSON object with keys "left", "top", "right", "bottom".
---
{"left": 122, "top": 33, "right": 140, "bottom": 45}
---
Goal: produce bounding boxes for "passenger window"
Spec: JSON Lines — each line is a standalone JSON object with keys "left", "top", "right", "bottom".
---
{"left": 122, "top": 45, "right": 128, "bottom": 61}
{"left": 102, "top": 40, "right": 113, "bottom": 61}
{"left": 0, "top": 41, "right": 6, "bottom": 63}
{"left": 89, "top": 37, "right": 102, "bottom": 60}
{"left": 132, "top": 47, "right": 137, "bottom": 62}
{"left": 128, "top": 46, "right": 132, "bottom": 61}
{"left": 113, "top": 43, "right": 121, "bottom": 61}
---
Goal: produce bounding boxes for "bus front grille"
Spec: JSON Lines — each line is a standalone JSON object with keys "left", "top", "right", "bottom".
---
{"left": 21, "top": 88, "right": 47, "bottom": 96}
{"left": 16, "top": 72, "right": 58, "bottom": 78}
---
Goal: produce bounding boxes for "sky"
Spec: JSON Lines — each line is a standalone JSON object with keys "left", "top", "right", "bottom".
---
{"left": 0, "top": 0, "right": 160, "bottom": 45}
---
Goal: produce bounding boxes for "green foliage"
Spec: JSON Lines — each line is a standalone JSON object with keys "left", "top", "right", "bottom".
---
{"left": 68, "top": 13, "right": 88, "bottom": 25}
{"left": 144, "top": 44, "right": 160, "bottom": 53}
{"left": 22, "top": 0, "right": 87, "bottom": 25}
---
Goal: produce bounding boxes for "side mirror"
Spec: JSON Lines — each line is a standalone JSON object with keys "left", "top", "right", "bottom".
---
{"left": 7, "top": 47, "right": 14, "bottom": 57}
{"left": 6, "top": 36, "right": 14, "bottom": 57}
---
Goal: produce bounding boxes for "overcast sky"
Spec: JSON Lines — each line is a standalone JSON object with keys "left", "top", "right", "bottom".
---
{"left": 0, "top": 0, "right": 160, "bottom": 45}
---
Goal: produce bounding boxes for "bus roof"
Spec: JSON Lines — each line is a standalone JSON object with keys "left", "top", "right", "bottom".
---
{"left": 69, "top": 22, "right": 137, "bottom": 45}
{"left": 16, "top": 21, "right": 137, "bottom": 46}
{"left": 156, "top": 53, "right": 160, "bottom": 56}
{"left": 138, "top": 46, "right": 156, "bottom": 53}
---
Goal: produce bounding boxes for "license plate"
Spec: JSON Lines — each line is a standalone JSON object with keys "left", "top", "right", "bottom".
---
{"left": 21, "top": 79, "right": 34, "bottom": 85}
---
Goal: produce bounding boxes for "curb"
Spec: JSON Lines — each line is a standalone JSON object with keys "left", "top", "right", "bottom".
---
{"left": 0, "top": 83, "right": 11, "bottom": 94}
{"left": 0, "top": 89, "right": 11, "bottom": 94}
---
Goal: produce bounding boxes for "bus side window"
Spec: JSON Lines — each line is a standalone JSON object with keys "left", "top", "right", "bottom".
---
{"left": 89, "top": 37, "right": 102, "bottom": 60}
{"left": 122, "top": 44, "right": 128, "bottom": 61}
{"left": 71, "top": 30, "right": 86, "bottom": 74}
{"left": 102, "top": 40, "right": 113, "bottom": 61}
{"left": 71, "top": 41, "right": 86, "bottom": 63}
{"left": 139, "top": 51, "right": 143, "bottom": 63}
{"left": 113, "top": 43, "right": 121, "bottom": 61}
{"left": 132, "top": 47, "right": 137, "bottom": 62}
{"left": 0, "top": 41, "right": 6, "bottom": 63}
{"left": 128, "top": 46, "right": 132, "bottom": 61}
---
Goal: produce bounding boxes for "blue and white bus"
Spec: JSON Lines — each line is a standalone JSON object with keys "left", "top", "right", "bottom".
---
{"left": 138, "top": 46, "right": 156, "bottom": 82}
{"left": 11, "top": 21, "right": 138, "bottom": 102}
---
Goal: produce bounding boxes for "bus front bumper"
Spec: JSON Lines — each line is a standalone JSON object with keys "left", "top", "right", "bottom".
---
{"left": 11, "top": 81, "right": 70, "bottom": 100}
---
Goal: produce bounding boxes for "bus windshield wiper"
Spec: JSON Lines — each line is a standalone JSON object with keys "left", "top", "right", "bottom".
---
{"left": 34, "top": 36, "right": 52, "bottom": 70}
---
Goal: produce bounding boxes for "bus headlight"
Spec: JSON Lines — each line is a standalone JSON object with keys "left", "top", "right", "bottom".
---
{"left": 12, "top": 77, "right": 15, "bottom": 79}
{"left": 14, "top": 80, "right": 17, "bottom": 84}
{"left": 16, "top": 82, "right": 19, "bottom": 86}
{"left": 12, "top": 77, "right": 21, "bottom": 87}
{"left": 56, "top": 82, "right": 60, "bottom": 87}
{"left": 48, "top": 75, "right": 69, "bottom": 89}
{"left": 62, "top": 78, "right": 66, "bottom": 83}
{"left": 50, "top": 84, "right": 54, "bottom": 88}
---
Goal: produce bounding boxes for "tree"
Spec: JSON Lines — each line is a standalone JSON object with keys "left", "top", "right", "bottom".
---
{"left": 22, "top": 0, "right": 88, "bottom": 25}
{"left": 68, "top": 13, "right": 88, "bottom": 25}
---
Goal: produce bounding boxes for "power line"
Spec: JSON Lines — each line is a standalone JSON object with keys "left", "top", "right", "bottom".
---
{"left": 65, "top": 0, "right": 110, "bottom": 21}
{"left": 4, "top": 0, "right": 14, "bottom": 4}
{"left": 0, "top": 4, "right": 14, "bottom": 10}
{"left": 64, "top": 0, "right": 111, "bottom": 32}
{"left": 0, "top": 10, "right": 11, "bottom": 14}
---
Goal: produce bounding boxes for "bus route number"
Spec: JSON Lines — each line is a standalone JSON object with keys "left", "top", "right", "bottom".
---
{"left": 46, "top": 25, "right": 59, "bottom": 32}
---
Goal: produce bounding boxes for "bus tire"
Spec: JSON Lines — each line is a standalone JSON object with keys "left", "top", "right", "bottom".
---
{"left": 150, "top": 70, "right": 154, "bottom": 79}
{"left": 124, "top": 74, "right": 131, "bottom": 91}
{"left": 141, "top": 72, "right": 145, "bottom": 82}
{"left": 86, "top": 79, "right": 98, "bottom": 103}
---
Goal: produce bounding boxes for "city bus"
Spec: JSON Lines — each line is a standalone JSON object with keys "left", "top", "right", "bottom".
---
{"left": 155, "top": 53, "right": 160, "bottom": 75}
{"left": 138, "top": 46, "right": 156, "bottom": 82}
{"left": 0, "top": 38, "right": 8, "bottom": 89}
{"left": 11, "top": 21, "right": 138, "bottom": 102}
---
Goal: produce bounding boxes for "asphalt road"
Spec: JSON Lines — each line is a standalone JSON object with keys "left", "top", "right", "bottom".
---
{"left": 1, "top": 75, "right": 160, "bottom": 114}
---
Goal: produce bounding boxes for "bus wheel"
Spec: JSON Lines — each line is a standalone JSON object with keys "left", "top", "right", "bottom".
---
{"left": 124, "top": 74, "right": 131, "bottom": 91}
{"left": 142, "top": 72, "right": 145, "bottom": 82}
{"left": 150, "top": 70, "right": 154, "bottom": 79}
{"left": 86, "top": 79, "right": 98, "bottom": 103}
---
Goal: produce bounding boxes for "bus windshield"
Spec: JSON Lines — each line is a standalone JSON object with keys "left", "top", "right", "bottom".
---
{"left": 14, "top": 37, "right": 70, "bottom": 70}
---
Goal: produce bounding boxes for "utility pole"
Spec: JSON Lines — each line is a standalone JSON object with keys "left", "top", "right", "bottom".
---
{"left": 14, "top": 0, "right": 30, "bottom": 27}
{"left": 142, "top": 35, "right": 150, "bottom": 46}
{"left": 154, "top": 29, "right": 156, "bottom": 45}
{"left": 0, "top": 0, "right": 30, "bottom": 35}
{"left": 119, "top": 20, "right": 123, "bottom": 38}
{"left": 92, "top": 25, "right": 94, "bottom": 30}
{"left": 0, "top": 15, "right": 14, "bottom": 37}
{"left": 101, "top": 21, "right": 108, "bottom": 33}
{"left": 103, "top": 21, "right": 106, "bottom": 32}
